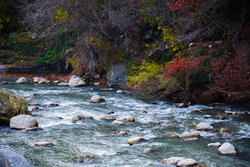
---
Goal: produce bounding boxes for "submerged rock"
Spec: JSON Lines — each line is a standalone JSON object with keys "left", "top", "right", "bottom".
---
{"left": 90, "top": 95, "right": 106, "bottom": 103}
{"left": 184, "top": 137, "right": 198, "bottom": 142}
{"left": 35, "top": 142, "right": 54, "bottom": 147}
{"left": 21, "top": 127, "right": 43, "bottom": 132}
{"left": 118, "top": 131, "right": 128, "bottom": 136}
{"left": 16, "top": 77, "right": 27, "bottom": 84}
{"left": 10, "top": 115, "right": 38, "bottom": 129}
{"left": 69, "top": 75, "right": 86, "bottom": 87}
{"left": 196, "top": 122, "right": 213, "bottom": 130}
{"left": 123, "top": 116, "right": 135, "bottom": 122}
{"left": 181, "top": 131, "right": 200, "bottom": 138}
{"left": 100, "top": 115, "right": 116, "bottom": 121}
{"left": 0, "top": 91, "right": 30, "bottom": 125}
{"left": 128, "top": 137, "right": 146, "bottom": 145}
{"left": 143, "top": 148, "right": 155, "bottom": 153}
{"left": 100, "top": 88, "right": 114, "bottom": 91}
{"left": 219, "top": 142, "right": 236, "bottom": 155}
{"left": 72, "top": 114, "right": 94, "bottom": 122}
{"left": 78, "top": 155, "right": 94, "bottom": 163}
{"left": 207, "top": 142, "right": 221, "bottom": 147}
{"left": 0, "top": 145, "right": 31, "bottom": 167}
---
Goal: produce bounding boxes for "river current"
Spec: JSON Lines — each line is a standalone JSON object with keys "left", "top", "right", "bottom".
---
{"left": 0, "top": 82, "right": 249, "bottom": 167}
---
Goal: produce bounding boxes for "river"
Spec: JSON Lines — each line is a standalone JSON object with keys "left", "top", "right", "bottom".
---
{"left": 0, "top": 82, "right": 249, "bottom": 167}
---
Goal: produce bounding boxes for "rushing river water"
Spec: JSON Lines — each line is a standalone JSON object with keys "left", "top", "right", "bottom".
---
{"left": 0, "top": 82, "right": 249, "bottom": 167}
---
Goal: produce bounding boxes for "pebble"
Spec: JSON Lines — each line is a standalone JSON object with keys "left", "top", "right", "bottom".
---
{"left": 100, "top": 115, "right": 116, "bottom": 121}
{"left": 181, "top": 131, "right": 200, "bottom": 138}
{"left": 184, "top": 137, "right": 198, "bottom": 142}
{"left": 123, "top": 116, "right": 135, "bottom": 122}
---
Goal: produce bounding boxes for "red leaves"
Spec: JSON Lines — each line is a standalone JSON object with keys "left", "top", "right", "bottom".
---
{"left": 162, "top": 57, "right": 202, "bottom": 79}
{"left": 167, "top": 0, "right": 193, "bottom": 14}
{"left": 212, "top": 55, "right": 250, "bottom": 92}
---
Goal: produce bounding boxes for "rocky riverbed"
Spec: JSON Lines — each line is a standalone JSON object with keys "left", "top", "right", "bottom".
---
{"left": 0, "top": 79, "right": 249, "bottom": 167}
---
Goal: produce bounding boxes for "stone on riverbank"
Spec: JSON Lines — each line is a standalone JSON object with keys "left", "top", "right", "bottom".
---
{"left": 0, "top": 145, "right": 31, "bottom": 167}
{"left": 10, "top": 115, "right": 38, "bottom": 129}
{"left": 181, "top": 131, "right": 200, "bottom": 138}
{"left": 35, "top": 142, "right": 54, "bottom": 147}
{"left": 16, "top": 77, "right": 27, "bottom": 84}
{"left": 33, "top": 77, "right": 49, "bottom": 84}
{"left": 128, "top": 137, "right": 145, "bottom": 145}
{"left": 0, "top": 91, "right": 30, "bottom": 125}
{"left": 207, "top": 142, "right": 221, "bottom": 147}
{"left": 72, "top": 114, "right": 93, "bottom": 122}
{"left": 90, "top": 95, "right": 106, "bottom": 103}
{"left": 58, "top": 82, "right": 69, "bottom": 86}
{"left": 68, "top": 75, "right": 86, "bottom": 87}
{"left": 219, "top": 142, "right": 236, "bottom": 155}
{"left": 196, "top": 122, "right": 213, "bottom": 130}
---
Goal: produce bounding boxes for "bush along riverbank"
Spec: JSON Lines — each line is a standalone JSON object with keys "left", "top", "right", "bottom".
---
{"left": 0, "top": 0, "right": 249, "bottom": 108}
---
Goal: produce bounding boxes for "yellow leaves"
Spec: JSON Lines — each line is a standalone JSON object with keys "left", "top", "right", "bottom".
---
{"left": 54, "top": 8, "right": 69, "bottom": 22}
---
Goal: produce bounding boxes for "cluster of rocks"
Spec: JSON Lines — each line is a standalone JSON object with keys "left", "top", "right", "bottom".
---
{"left": 14, "top": 75, "right": 86, "bottom": 87}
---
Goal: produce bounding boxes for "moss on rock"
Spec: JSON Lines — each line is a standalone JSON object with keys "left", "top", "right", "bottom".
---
{"left": 0, "top": 91, "right": 30, "bottom": 125}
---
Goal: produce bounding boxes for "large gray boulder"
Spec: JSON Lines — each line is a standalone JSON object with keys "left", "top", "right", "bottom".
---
{"left": 107, "top": 64, "right": 127, "bottom": 87}
{"left": 68, "top": 75, "right": 86, "bottom": 87}
{"left": 0, "top": 145, "right": 31, "bottom": 167}
{"left": 219, "top": 142, "right": 236, "bottom": 155}
{"left": 0, "top": 91, "right": 30, "bottom": 125}
{"left": 10, "top": 115, "right": 38, "bottom": 129}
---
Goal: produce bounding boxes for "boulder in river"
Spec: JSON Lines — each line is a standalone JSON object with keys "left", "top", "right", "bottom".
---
{"left": 161, "top": 157, "right": 185, "bottom": 165}
{"left": 207, "top": 142, "right": 221, "bottom": 147}
{"left": 90, "top": 95, "right": 106, "bottom": 103}
{"left": 0, "top": 145, "right": 31, "bottom": 167}
{"left": 177, "top": 158, "right": 197, "bottom": 166}
{"left": 218, "top": 142, "right": 236, "bottom": 155}
{"left": 16, "top": 77, "right": 27, "bottom": 84}
{"left": 196, "top": 122, "right": 213, "bottom": 130}
{"left": 72, "top": 114, "right": 94, "bottom": 122}
{"left": 100, "top": 115, "right": 116, "bottom": 121}
{"left": 112, "top": 120, "right": 124, "bottom": 126}
{"left": 68, "top": 75, "right": 86, "bottom": 87}
{"left": 143, "top": 148, "right": 155, "bottom": 153}
{"left": 10, "top": 115, "right": 38, "bottom": 129}
{"left": 176, "top": 103, "right": 188, "bottom": 108}
{"left": 181, "top": 131, "right": 200, "bottom": 138}
{"left": 128, "top": 137, "right": 146, "bottom": 145}
{"left": 117, "top": 90, "right": 124, "bottom": 94}
{"left": 0, "top": 91, "right": 30, "bottom": 125}
{"left": 123, "top": 116, "right": 135, "bottom": 122}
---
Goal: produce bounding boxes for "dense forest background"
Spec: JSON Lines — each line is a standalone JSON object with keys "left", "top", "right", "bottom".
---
{"left": 0, "top": 0, "right": 249, "bottom": 105}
